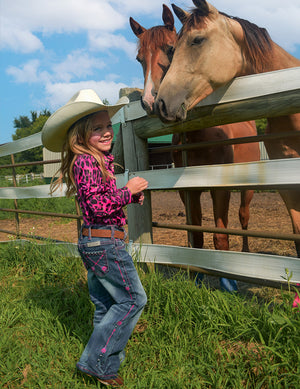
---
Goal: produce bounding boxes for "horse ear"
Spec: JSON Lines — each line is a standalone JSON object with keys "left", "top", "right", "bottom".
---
{"left": 171, "top": 4, "right": 190, "bottom": 24}
{"left": 129, "top": 17, "right": 146, "bottom": 37}
{"left": 192, "top": 0, "right": 218, "bottom": 16}
{"left": 162, "top": 4, "right": 175, "bottom": 30}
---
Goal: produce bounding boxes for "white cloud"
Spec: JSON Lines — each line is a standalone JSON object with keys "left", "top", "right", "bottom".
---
{"left": 1, "top": 0, "right": 127, "bottom": 53}
{"left": 109, "top": 0, "right": 171, "bottom": 15}
{"left": 0, "top": 22, "right": 43, "bottom": 53}
{"left": 89, "top": 32, "right": 137, "bottom": 58}
{"left": 6, "top": 60, "right": 50, "bottom": 83}
{"left": 2, "top": 0, "right": 126, "bottom": 32}
{"left": 6, "top": 51, "right": 108, "bottom": 85}
{"left": 44, "top": 80, "right": 129, "bottom": 109}
{"left": 52, "top": 50, "right": 106, "bottom": 82}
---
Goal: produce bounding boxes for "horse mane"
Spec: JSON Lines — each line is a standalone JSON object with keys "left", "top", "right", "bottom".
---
{"left": 221, "top": 12, "right": 273, "bottom": 73}
{"left": 180, "top": 8, "right": 273, "bottom": 73}
{"left": 138, "top": 25, "right": 176, "bottom": 51}
{"left": 179, "top": 7, "right": 210, "bottom": 33}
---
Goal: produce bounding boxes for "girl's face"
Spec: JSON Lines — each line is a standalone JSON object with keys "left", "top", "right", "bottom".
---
{"left": 88, "top": 111, "right": 114, "bottom": 153}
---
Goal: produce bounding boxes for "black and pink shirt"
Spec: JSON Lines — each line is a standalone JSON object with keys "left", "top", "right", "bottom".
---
{"left": 73, "top": 153, "right": 140, "bottom": 227}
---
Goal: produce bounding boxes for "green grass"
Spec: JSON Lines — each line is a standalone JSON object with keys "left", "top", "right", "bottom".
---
{"left": 0, "top": 197, "right": 76, "bottom": 220}
{"left": 0, "top": 241, "right": 299, "bottom": 388}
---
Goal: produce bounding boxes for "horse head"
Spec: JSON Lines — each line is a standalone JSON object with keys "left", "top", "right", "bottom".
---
{"left": 154, "top": 0, "right": 247, "bottom": 122}
{"left": 130, "top": 4, "right": 177, "bottom": 116}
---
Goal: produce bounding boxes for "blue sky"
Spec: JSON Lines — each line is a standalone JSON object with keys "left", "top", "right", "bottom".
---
{"left": 1, "top": 0, "right": 299, "bottom": 145}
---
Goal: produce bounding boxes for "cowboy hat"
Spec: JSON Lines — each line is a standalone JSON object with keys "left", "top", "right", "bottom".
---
{"left": 41, "top": 89, "right": 129, "bottom": 152}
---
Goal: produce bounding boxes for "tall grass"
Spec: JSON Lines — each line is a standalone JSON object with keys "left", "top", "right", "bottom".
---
{"left": 0, "top": 241, "right": 299, "bottom": 388}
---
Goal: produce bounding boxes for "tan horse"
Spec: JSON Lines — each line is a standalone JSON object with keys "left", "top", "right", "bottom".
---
{"left": 154, "top": 0, "right": 300, "bottom": 257}
{"left": 130, "top": 5, "right": 260, "bottom": 291}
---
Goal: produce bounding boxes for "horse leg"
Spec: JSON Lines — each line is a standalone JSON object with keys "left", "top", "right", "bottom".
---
{"left": 179, "top": 189, "right": 204, "bottom": 284}
{"left": 239, "top": 189, "right": 254, "bottom": 252}
{"left": 277, "top": 189, "right": 300, "bottom": 258}
{"left": 211, "top": 189, "right": 230, "bottom": 250}
{"left": 211, "top": 189, "right": 238, "bottom": 292}
{"left": 179, "top": 189, "right": 203, "bottom": 248}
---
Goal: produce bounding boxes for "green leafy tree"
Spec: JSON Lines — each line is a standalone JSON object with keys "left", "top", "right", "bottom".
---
{"left": 12, "top": 110, "right": 51, "bottom": 141}
{"left": 0, "top": 110, "right": 51, "bottom": 176}
{"left": 255, "top": 118, "right": 267, "bottom": 135}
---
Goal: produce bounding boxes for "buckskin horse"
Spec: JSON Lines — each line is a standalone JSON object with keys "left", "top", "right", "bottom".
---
{"left": 154, "top": 0, "right": 300, "bottom": 260}
{"left": 130, "top": 4, "right": 260, "bottom": 291}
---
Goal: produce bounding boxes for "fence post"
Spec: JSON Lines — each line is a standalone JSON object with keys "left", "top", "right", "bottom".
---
{"left": 180, "top": 133, "right": 194, "bottom": 248}
{"left": 121, "top": 121, "right": 153, "bottom": 244}
{"left": 10, "top": 154, "right": 20, "bottom": 238}
{"left": 75, "top": 196, "right": 82, "bottom": 239}
{"left": 112, "top": 124, "right": 125, "bottom": 174}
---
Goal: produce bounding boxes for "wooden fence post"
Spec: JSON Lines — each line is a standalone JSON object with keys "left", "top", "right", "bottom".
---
{"left": 74, "top": 196, "right": 82, "bottom": 239}
{"left": 121, "top": 121, "right": 153, "bottom": 244}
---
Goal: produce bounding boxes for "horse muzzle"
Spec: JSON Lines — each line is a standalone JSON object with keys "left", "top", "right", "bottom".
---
{"left": 140, "top": 95, "right": 157, "bottom": 117}
{"left": 154, "top": 97, "right": 187, "bottom": 123}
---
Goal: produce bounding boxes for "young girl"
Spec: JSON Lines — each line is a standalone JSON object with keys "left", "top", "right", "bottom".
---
{"left": 42, "top": 89, "right": 148, "bottom": 387}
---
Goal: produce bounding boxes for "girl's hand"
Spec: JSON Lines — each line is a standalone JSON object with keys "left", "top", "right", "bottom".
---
{"left": 125, "top": 176, "right": 148, "bottom": 195}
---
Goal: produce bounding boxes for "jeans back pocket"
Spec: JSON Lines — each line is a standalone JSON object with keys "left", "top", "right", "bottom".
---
{"left": 78, "top": 241, "right": 109, "bottom": 277}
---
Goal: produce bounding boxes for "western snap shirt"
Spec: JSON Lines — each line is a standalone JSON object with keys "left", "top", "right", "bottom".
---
{"left": 73, "top": 153, "right": 140, "bottom": 227}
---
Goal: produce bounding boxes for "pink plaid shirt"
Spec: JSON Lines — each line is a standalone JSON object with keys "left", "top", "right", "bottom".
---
{"left": 73, "top": 153, "right": 140, "bottom": 227}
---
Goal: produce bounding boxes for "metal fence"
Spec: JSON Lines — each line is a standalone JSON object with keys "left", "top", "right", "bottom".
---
{"left": 1, "top": 67, "right": 300, "bottom": 288}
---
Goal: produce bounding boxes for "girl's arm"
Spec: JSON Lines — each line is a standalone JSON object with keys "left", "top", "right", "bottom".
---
{"left": 74, "top": 156, "right": 147, "bottom": 217}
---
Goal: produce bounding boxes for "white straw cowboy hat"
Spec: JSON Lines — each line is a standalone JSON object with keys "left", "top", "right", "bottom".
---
{"left": 42, "top": 89, "right": 129, "bottom": 152}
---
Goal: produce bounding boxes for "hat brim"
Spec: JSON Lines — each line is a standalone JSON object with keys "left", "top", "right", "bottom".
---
{"left": 42, "top": 96, "right": 129, "bottom": 152}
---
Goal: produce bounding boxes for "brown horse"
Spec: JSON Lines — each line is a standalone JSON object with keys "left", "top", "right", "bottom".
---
{"left": 130, "top": 4, "right": 260, "bottom": 289}
{"left": 155, "top": 0, "right": 300, "bottom": 258}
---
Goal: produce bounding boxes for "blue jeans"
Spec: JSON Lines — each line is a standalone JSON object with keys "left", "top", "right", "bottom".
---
{"left": 76, "top": 225, "right": 147, "bottom": 380}
{"left": 195, "top": 273, "right": 238, "bottom": 292}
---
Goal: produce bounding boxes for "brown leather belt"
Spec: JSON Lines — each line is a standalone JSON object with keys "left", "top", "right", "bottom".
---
{"left": 82, "top": 228, "right": 125, "bottom": 240}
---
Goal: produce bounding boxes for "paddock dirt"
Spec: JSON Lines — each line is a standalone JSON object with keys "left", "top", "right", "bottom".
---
{"left": 0, "top": 191, "right": 298, "bottom": 297}
{"left": 1, "top": 191, "right": 296, "bottom": 256}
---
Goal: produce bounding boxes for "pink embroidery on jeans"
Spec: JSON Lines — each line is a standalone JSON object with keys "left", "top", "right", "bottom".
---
{"left": 101, "top": 266, "right": 107, "bottom": 272}
{"left": 101, "top": 305, "right": 135, "bottom": 352}
{"left": 115, "top": 261, "right": 133, "bottom": 298}
{"left": 86, "top": 252, "right": 106, "bottom": 268}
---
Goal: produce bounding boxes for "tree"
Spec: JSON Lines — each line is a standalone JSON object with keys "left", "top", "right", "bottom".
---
{"left": 12, "top": 109, "right": 51, "bottom": 141}
{"left": 0, "top": 110, "right": 52, "bottom": 175}
{"left": 255, "top": 118, "right": 267, "bottom": 135}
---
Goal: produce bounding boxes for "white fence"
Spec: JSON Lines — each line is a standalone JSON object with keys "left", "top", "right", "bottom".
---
{"left": 2, "top": 173, "right": 44, "bottom": 184}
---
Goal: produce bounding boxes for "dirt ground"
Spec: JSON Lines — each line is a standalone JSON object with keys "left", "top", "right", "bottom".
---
{"left": 0, "top": 191, "right": 297, "bottom": 257}
{"left": 0, "top": 191, "right": 298, "bottom": 296}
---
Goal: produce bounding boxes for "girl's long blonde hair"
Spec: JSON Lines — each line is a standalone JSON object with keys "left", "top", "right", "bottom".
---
{"left": 50, "top": 111, "right": 113, "bottom": 197}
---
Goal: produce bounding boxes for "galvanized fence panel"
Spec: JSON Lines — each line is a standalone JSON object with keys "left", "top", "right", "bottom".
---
{"left": 1, "top": 68, "right": 300, "bottom": 288}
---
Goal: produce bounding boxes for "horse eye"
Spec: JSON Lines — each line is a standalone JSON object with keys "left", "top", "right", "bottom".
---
{"left": 191, "top": 36, "right": 205, "bottom": 46}
{"left": 158, "top": 63, "right": 169, "bottom": 77}
{"left": 166, "top": 45, "right": 175, "bottom": 62}
{"left": 136, "top": 55, "right": 142, "bottom": 63}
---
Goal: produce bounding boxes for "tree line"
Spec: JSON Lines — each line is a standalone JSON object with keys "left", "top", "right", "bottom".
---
{"left": 0, "top": 110, "right": 51, "bottom": 175}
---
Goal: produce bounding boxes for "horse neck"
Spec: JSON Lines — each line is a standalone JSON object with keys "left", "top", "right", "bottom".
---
{"left": 267, "top": 42, "right": 300, "bottom": 71}
{"left": 243, "top": 40, "right": 300, "bottom": 74}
